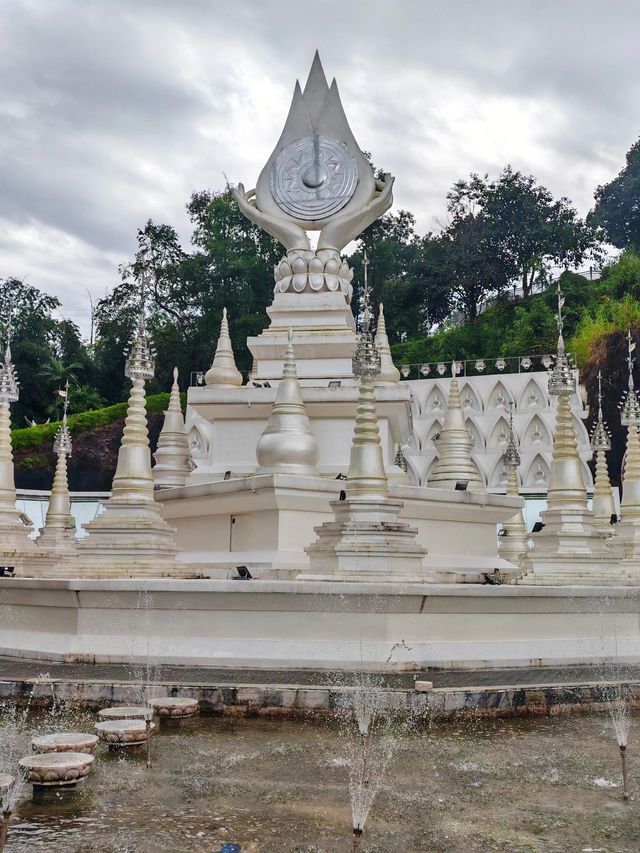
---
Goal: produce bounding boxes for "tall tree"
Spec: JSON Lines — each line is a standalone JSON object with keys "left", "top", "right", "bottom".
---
{"left": 0, "top": 278, "right": 88, "bottom": 425}
{"left": 449, "top": 167, "right": 600, "bottom": 297}
{"left": 589, "top": 137, "right": 640, "bottom": 251}
{"left": 435, "top": 213, "right": 511, "bottom": 320}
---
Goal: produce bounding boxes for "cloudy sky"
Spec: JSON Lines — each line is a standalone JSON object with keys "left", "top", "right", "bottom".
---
{"left": 1, "top": 0, "right": 638, "bottom": 335}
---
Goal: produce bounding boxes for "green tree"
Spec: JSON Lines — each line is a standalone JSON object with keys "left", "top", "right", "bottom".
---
{"left": 589, "top": 137, "right": 640, "bottom": 251}
{"left": 449, "top": 167, "right": 601, "bottom": 297}
{"left": 1, "top": 278, "right": 89, "bottom": 426}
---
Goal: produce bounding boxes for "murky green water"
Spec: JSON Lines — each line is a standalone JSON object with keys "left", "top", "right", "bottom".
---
{"left": 1, "top": 707, "right": 639, "bottom": 852}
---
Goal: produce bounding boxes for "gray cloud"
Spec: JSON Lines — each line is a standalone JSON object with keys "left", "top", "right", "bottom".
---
{"left": 1, "top": 0, "right": 638, "bottom": 334}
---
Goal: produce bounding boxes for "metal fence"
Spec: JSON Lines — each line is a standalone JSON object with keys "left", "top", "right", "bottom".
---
{"left": 397, "top": 353, "right": 576, "bottom": 381}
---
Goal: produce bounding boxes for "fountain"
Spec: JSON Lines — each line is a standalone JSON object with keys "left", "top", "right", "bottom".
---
{"left": 609, "top": 698, "right": 631, "bottom": 800}
{"left": 340, "top": 674, "right": 399, "bottom": 850}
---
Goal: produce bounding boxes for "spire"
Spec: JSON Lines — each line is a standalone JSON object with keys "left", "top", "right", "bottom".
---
{"left": 0, "top": 305, "right": 23, "bottom": 522}
{"left": 110, "top": 302, "right": 156, "bottom": 504}
{"left": 374, "top": 303, "right": 400, "bottom": 384}
{"left": 78, "top": 285, "right": 182, "bottom": 578}
{"left": 427, "top": 363, "right": 485, "bottom": 492}
{"left": 613, "top": 331, "right": 640, "bottom": 557}
{"left": 37, "top": 383, "right": 76, "bottom": 556}
{"left": 153, "top": 368, "right": 193, "bottom": 488}
{"left": 531, "top": 280, "right": 595, "bottom": 556}
{"left": 548, "top": 281, "right": 575, "bottom": 396}
{"left": 590, "top": 371, "right": 615, "bottom": 530}
{"left": 256, "top": 329, "right": 318, "bottom": 476}
{"left": 499, "top": 401, "right": 529, "bottom": 563}
{"left": 205, "top": 308, "right": 243, "bottom": 387}
{"left": 0, "top": 301, "right": 35, "bottom": 567}
{"left": 346, "top": 266, "right": 388, "bottom": 499}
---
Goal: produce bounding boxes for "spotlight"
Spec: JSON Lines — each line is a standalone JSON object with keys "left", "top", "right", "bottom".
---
{"left": 328, "top": 380, "right": 341, "bottom": 388}
{"left": 454, "top": 481, "right": 468, "bottom": 491}
{"left": 0, "top": 566, "right": 14, "bottom": 577}
{"left": 224, "top": 470, "right": 232, "bottom": 480}
{"left": 232, "top": 566, "right": 252, "bottom": 580}
{"left": 263, "top": 381, "right": 271, "bottom": 388}
{"left": 610, "top": 513, "right": 618, "bottom": 525}
{"left": 339, "top": 490, "right": 346, "bottom": 501}
{"left": 335, "top": 473, "right": 346, "bottom": 480}
{"left": 531, "top": 521, "right": 544, "bottom": 533}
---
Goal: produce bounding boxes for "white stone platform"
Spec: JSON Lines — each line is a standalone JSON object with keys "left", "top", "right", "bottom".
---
{"left": 0, "top": 578, "right": 637, "bottom": 671}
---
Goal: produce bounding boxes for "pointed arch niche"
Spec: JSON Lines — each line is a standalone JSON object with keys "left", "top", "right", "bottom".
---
{"left": 423, "top": 384, "right": 447, "bottom": 417}
{"left": 524, "top": 454, "right": 550, "bottom": 489}
{"left": 459, "top": 383, "right": 483, "bottom": 414}
{"left": 487, "top": 415, "right": 512, "bottom": 450}
{"left": 517, "top": 378, "right": 547, "bottom": 412}
{"left": 488, "top": 455, "right": 517, "bottom": 489}
{"left": 465, "top": 416, "right": 485, "bottom": 450}
{"left": 487, "top": 380, "right": 511, "bottom": 412}
{"left": 521, "top": 414, "right": 551, "bottom": 448}
{"left": 423, "top": 418, "right": 443, "bottom": 449}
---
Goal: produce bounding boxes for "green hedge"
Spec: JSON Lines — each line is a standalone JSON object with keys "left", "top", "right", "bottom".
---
{"left": 11, "top": 392, "right": 187, "bottom": 453}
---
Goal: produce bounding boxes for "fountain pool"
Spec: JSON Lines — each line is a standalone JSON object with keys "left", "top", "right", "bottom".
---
{"left": 0, "top": 708, "right": 637, "bottom": 851}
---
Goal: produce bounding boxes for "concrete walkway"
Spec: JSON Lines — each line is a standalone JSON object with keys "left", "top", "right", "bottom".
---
{"left": 0, "top": 657, "right": 634, "bottom": 690}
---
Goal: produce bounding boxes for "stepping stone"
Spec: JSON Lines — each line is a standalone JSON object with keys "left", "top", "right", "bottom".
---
{"left": 32, "top": 732, "right": 99, "bottom": 754}
{"left": 18, "top": 752, "right": 94, "bottom": 790}
{"left": 150, "top": 697, "right": 199, "bottom": 718}
{"left": 95, "top": 719, "right": 156, "bottom": 748}
{"left": 97, "top": 706, "right": 151, "bottom": 721}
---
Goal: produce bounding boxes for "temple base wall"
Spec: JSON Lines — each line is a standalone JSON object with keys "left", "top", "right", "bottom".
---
{"left": 0, "top": 578, "right": 638, "bottom": 670}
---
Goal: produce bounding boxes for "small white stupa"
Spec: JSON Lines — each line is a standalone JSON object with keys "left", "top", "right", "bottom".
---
{"left": 36, "top": 383, "right": 77, "bottom": 566}
{"left": 305, "top": 273, "right": 426, "bottom": 580}
{"left": 498, "top": 401, "right": 529, "bottom": 567}
{"left": 374, "top": 303, "right": 400, "bottom": 384}
{"left": 205, "top": 308, "right": 243, "bottom": 387}
{"left": 77, "top": 298, "right": 185, "bottom": 578}
{"left": 0, "top": 314, "right": 36, "bottom": 572}
{"left": 153, "top": 368, "right": 193, "bottom": 488}
{"left": 256, "top": 329, "right": 318, "bottom": 476}
{"left": 612, "top": 332, "right": 640, "bottom": 562}
{"left": 427, "top": 365, "right": 485, "bottom": 492}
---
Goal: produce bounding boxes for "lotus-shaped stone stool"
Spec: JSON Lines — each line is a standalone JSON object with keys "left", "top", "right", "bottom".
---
{"left": 32, "top": 733, "right": 98, "bottom": 755}
{"left": 95, "top": 719, "right": 156, "bottom": 748}
{"left": 18, "top": 752, "right": 94, "bottom": 791}
{"left": 97, "top": 706, "right": 151, "bottom": 721}
{"left": 150, "top": 697, "right": 199, "bottom": 718}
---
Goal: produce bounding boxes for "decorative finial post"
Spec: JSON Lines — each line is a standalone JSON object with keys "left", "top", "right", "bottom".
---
{"left": 0, "top": 303, "right": 21, "bottom": 522}
{"left": 78, "top": 279, "right": 182, "bottom": 577}
{"left": 531, "top": 280, "right": 595, "bottom": 558}
{"left": 614, "top": 330, "right": 640, "bottom": 558}
{"left": 37, "top": 380, "right": 76, "bottom": 559}
{"left": 346, "top": 264, "right": 388, "bottom": 499}
{"left": 153, "top": 368, "right": 193, "bottom": 488}
{"left": 590, "top": 371, "right": 615, "bottom": 530}
{"left": 0, "top": 301, "right": 35, "bottom": 570}
{"left": 374, "top": 303, "right": 401, "bottom": 384}
{"left": 498, "top": 400, "right": 529, "bottom": 563}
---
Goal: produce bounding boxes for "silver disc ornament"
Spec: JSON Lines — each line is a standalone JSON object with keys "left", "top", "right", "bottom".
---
{"left": 270, "top": 134, "right": 358, "bottom": 221}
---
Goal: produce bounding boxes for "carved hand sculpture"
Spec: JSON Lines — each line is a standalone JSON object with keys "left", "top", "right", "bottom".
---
{"left": 231, "top": 184, "right": 311, "bottom": 252}
{"left": 317, "top": 174, "right": 395, "bottom": 252}
{"left": 232, "top": 173, "right": 395, "bottom": 255}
